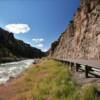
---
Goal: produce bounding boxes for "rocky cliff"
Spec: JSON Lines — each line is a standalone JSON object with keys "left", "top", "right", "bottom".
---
{"left": 49, "top": 0, "right": 100, "bottom": 60}
{"left": 0, "top": 28, "right": 45, "bottom": 61}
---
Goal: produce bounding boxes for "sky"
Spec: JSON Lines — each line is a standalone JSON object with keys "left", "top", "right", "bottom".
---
{"left": 0, "top": 0, "right": 80, "bottom": 51}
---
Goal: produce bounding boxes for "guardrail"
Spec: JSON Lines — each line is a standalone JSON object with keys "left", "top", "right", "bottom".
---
{"left": 53, "top": 58, "right": 100, "bottom": 78}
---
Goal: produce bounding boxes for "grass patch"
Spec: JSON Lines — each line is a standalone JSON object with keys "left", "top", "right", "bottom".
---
{"left": 15, "top": 60, "right": 99, "bottom": 100}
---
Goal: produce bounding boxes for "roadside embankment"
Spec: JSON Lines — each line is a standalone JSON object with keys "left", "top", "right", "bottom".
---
{"left": 0, "top": 59, "right": 99, "bottom": 100}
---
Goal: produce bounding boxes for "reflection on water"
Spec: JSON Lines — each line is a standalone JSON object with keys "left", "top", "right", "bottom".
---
{"left": 0, "top": 59, "right": 34, "bottom": 84}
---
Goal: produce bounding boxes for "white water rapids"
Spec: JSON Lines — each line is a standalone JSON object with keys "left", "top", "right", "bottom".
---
{"left": 0, "top": 59, "right": 34, "bottom": 84}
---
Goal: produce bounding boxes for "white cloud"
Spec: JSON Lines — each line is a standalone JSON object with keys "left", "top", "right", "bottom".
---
{"left": 32, "top": 38, "right": 44, "bottom": 44}
{"left": 32, "top": 38, "right": 48, "bottom": 51}
{"left": 5, "top": 24, "right": 30, "bottom": 34}
{"left": 32, "top": 38, "right": 44, "bottom": 49}
{"left": 42, "top": 48, "right": 48, "bottom": 52}
{"left": 36, "top": 44, "right": 44, "bottom": 48}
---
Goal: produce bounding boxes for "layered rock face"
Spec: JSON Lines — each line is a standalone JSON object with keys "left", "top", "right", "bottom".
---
{"left": 0, "top": 28, "right": 45, "bottom": 60}
{"left": 49, "top": 0, "right": 100, "bottom": 60}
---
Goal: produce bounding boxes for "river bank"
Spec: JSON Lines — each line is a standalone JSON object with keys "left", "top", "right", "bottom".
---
{"left": 0, "top": 59, "right": 99, "bottom": 100}
{"left": 0, "top": 61, "right": 38, "bottom": 100}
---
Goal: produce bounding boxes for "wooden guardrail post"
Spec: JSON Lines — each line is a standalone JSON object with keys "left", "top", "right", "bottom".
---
{"left": 66, "top": 61, "right": 69, "bottom": 65}
{"left": 66, "top": 61, "right": 70, "bottom": 67}
{"left": 76, "top": 64, "right": 80, "bottom": 72}
{"left": 85, "top": 66, "right": 92, "bottom": 78}
{"left": 70, "top": 62, "right": 74, "bottom": 70}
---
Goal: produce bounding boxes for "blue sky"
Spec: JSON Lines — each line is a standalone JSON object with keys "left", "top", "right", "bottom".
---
{"left": 0, "top": 0, "right": 80, "bottom": 51}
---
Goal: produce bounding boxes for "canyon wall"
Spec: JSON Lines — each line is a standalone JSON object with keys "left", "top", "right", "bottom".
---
{"left": 0, "top": 28, "right": 45, "bottom": 61}
{"left": 49, "top": 0, "right": 100, "bottom": 60}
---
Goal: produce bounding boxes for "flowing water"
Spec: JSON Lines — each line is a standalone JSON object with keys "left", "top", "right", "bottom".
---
{"left": 0, "top": 59, "right": 34, "bottom": 84}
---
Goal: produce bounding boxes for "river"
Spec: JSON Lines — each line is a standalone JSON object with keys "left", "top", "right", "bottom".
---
{"left": 0, "top": 59, "right": 34, "bottom": 84}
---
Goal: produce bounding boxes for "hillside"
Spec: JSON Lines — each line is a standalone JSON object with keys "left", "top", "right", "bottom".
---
{"left": 49, "top": 0, "right": 100, "bottom": 60}
{"left": 0, "top": 28, "right": 45, "bottom": 62}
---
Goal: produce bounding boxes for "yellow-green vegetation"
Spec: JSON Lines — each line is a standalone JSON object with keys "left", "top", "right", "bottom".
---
{"left": 17, "top": 60, "right": 99, "bottom": 100}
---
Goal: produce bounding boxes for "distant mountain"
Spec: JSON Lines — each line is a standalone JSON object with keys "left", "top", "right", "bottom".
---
{"left": 0, "top": 28, "right": 45, "bottom": 62}
{"left": 49, "top": 0, "right": 100, "bottom": 60}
